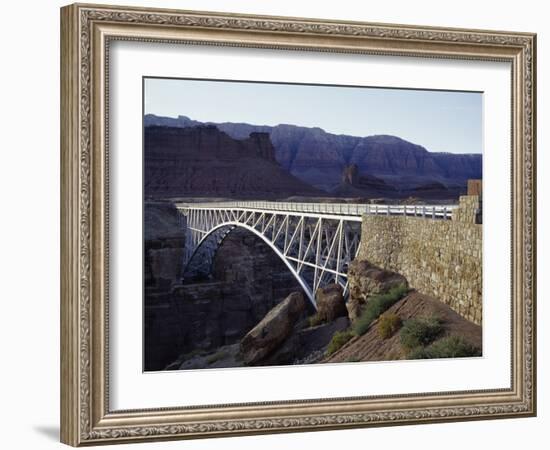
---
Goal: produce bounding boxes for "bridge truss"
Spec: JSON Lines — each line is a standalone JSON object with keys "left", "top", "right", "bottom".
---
{"left": 177, "top": 205, "right": 363, "bottom": 307}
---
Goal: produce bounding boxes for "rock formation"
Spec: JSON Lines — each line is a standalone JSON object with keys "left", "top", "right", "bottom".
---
{"left": 341, "top": 163, "right": 358, "bottom": 185}
{"left": 144, "top": 202, "right": 185, "bottom": 291}
{"left": 261, "top": 316, "right": 349, "bottom": 366}
{"left": 167, "top": 315, "right": 351, "bottom": 370}
{"left": 315, "top": 284, "right": 348, "bottom": 322}
{"left": 145, "top": 114, "right": 482, "bottom": 194}
{"left": 240, "top": 292, "right": 306, "bottom": 365}
{"left": 144, "top": 125, "right": 321, "bottom": 199}
{"left": 346, "top": 260, "right": 408, "bottom": 321}
{"left": 144, "top": 227, "right": 305, "bottom": 371}
{"left": 336, "top": 164, "right": 399, "bottom": 198}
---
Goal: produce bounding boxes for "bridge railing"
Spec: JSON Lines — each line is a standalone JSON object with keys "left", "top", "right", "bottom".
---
{"left": 176, "top": 201, "right": 457, "bottom": 220}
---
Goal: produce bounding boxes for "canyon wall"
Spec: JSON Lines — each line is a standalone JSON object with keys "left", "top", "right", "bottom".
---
{"left": 144, "top": 203, "right": 185, "bottom": 291}
{"left": 144, "top": 228, "right": 306, "bottom": 371}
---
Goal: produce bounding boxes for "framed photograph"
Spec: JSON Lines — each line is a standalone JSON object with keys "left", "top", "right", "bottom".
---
{"left": 60, "top": 3, "right": 536, "bottom": 446}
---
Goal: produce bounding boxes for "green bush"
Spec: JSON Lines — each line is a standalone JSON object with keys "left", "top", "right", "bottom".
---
{"left": 399, "top": 316, "right": 443, "bottom": 350}
{"left": 353, "top": 284, "right": 409, "bottom": 336}
{"left": 378, "top": 313, "right": 402, "bottom": 339}
{"left": 326, "top": 330, "right": 354, "bottom": 356}
{"left": 408, "top": 336, "right": 481, "bottom": 359}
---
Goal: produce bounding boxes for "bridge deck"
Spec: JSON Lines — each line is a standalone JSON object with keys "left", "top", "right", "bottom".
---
{"left": 176, "top": 200, "right": 457, "bottom": 220}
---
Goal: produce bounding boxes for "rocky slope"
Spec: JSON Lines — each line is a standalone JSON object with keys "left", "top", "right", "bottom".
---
{"left": 158, "top": 255, "right": 482, "bottom": 371}
{"left": 144, "top": 124, "right": 321, "bottom": 199}
{"left": 145, "top": 114, "right": 482, "bottom": 193}
{"left": 167, "top": 292, "right": 350, "bottom": 370}
{"left": 323, "top": 291, "right": 482, "bottom": 363}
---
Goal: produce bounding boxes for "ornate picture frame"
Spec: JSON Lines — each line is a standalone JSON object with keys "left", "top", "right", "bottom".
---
{"left": 60, "top": 3, "right": 536, "bottom": 446}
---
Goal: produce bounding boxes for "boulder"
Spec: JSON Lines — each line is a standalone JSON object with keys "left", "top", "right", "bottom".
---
{"left": 346, "top": 260, "right": 408, "bottom": 321}
{"left": 262, "top": 316, "right": 350, "bottom": 366}
{"left": 259, "top": 333, "right": 301, "bottom": 366}
{"left": 240, "top": 292, "right": 306, "bottom": 365}
{"left": 315, "top": 284, "right": 347, "bottom": 322}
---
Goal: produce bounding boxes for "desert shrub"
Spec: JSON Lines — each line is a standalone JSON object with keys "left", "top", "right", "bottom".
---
{"left": 378, "top": 313, "right": 402, "bottom": 339}
{"left": 408, "top": 336, "right": 481, "bottom": 359}
{"left": 353, "top": 284, "right": 408, "bottom": 336}
{"left": 399, "top": 316, "right": 443, "bottom": 350}
{"left": 308, "top": 313, "right": 325, "bottom": 328}
{"left": 326, "top": 330, "right": 354, "bottom": 356}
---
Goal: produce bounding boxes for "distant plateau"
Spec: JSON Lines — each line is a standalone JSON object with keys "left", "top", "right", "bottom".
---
{"left": 144, "top": 114, "right": 482, "bottom": 201}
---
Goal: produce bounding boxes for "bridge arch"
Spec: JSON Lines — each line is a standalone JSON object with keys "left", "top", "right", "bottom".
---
{"left": 183, "top": 221, "right": 316, "bottom": 307}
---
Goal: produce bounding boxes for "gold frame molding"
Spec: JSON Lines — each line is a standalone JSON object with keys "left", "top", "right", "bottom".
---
{"left": 60, "top": 3, "right": 537, "bottom": 446}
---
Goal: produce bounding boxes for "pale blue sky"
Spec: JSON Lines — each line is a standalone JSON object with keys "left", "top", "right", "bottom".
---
{"left": 144, "top": 77, "right": 482, "bottom": 154}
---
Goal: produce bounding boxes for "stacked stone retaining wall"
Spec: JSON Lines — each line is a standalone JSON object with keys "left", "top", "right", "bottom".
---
{"left": 357, "top": 196, "right": 482, "bottom": 324}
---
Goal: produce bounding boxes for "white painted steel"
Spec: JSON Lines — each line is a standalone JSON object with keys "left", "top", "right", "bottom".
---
{"left": 177, "top": 200, "right": 457, "bottom": 219}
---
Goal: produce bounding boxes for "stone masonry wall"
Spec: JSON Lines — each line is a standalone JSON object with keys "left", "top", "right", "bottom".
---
{"left": 357, "top": 196, "right": 482, "bottom": 324}
{"left": 452, "top": 194, "right": 482, "bottom": 224}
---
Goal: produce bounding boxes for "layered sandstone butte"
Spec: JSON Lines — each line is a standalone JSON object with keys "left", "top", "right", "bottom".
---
{"left": 335, "top": 164, "right": 398, "bottom": 197}
{"left": 144, "top": 124, "right": 321, "bottom": 199}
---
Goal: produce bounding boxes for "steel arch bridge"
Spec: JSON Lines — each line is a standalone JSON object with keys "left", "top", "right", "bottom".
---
{"left": 176, "top": 201, "right": 455, "bottom": 308}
